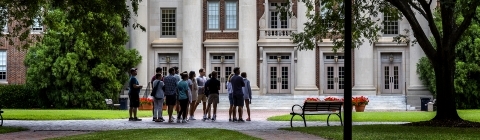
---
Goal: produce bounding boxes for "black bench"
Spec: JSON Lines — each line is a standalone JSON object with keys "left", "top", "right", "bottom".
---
{"left": 0, "top": 108, "right": 3, "bottom": 126}
{"left": 290, "top": 101, "right": 343, "bottom": 127}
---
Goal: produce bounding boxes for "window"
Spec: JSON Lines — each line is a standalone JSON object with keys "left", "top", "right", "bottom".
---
{"left": 208, "top": 1, "right": 220, "bottom": 30}
{"left": 383, "top": 13, "right": 399, "bottom": 35}
{"left": 225, "top": 1, "right": 237, "bottom": 29}
{"left": 31, "top": 16, "right": 43, "bottom": 33}
{"left": 0, "top": 50, "right": 6, "bottom": 80}
{"left": 161, "top": 8, "right": 176, "bottom": 37}
{"left": 269, "top": 3, "right": 288, "bottom": 29}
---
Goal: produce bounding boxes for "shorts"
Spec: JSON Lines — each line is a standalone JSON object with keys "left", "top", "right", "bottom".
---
{"left": 233, "top": 94, "right": 244, "bottom": 106}
{"left": 165, "top": 95, "right": 177, "bottom": 106}
{"left": 207, "top": 94, "right": 219, "bottom": 104}
{"left": 197, "top": 94, "right": 208, "bottom": 103}
{"left": 228, "top": 94, "right": 233, "bottom": 106}
{"left": 129, "top": 94, "right": 140, "bottom": 108}
{"left": 191, "top": 91, "right": 198, "bottom": 101}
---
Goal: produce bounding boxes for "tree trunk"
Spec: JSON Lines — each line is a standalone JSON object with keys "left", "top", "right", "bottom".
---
{"left": 431, "top": 45, "right": 462, "bottom": 121}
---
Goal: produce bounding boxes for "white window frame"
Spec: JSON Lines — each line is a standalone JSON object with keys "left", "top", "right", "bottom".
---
{"left": 160, "top": 8, "right": 177, "bottom": 38}
{"left": 269, "top": 2, "right": 289, "bottom": 29}
{"left": 31, "top": 16, "right": 43, "bottom": 33}
{"left": 225, "top": 1, "right": 238, "bottom": 30}
{"left": 207, "top": 1, "right": 220, "bottom": 30}
{"left": 382, "top": 13, "right": 399, "bottom": 36}
{"left": 0, "top": 50, "right": 6, "bottom": 81}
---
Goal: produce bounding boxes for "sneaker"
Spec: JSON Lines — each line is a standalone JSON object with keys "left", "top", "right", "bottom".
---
{"left": 238, "top": 118, "right": 245, "bottom": 122}
{"left": 232, "top": 118, "right": 238, "bottom": 122}
{"left": 133, "top": 117, "right": 142, "bottom": 121}
{"left": 229, "top": 119, "right": 232, "bottom": 122}
{"left": 128, "top": 117, "right": 134, "bottom": 121}
{"left": 152, "top": 117, "right": 156, "bottom": 121}
{"left": 182, "top": 119, "right": 187, "bottom": 123}
{"left": 177, "top": 119, "right": 181, "bottom": 123}
{"left": 212, "top": 115, "right": 216, "bottom": 122}
{"left": 189, "top": 116, "right": 196, "bottom": 120}
{"left": 160, "top": 118, "right": 165, "bottom": 122}
{"left": 202, "top": 115, "right": 207, "bottom": 121}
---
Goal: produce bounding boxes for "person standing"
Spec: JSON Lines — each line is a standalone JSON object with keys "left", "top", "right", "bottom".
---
{"left": 231, "top": 67, "right": 245, "bottom": 122}
{"left": 152, "top": 73, "right": 165, "bottom": 122}
{"left": 226, "top": 73, "right": 235, "bottom": 121}
{"left": 188, "top": 71, "right": 198, "bottom": 120}
{"left": 176, "top": 72, "right": 191, "bottom": 123}
{"left": 194, "top": 68, "right": 211, "bottom": 119}
{"left": 173, "top": 67, "right": 181, "bottom": 119}
{"left": 163, "top": 68, "right": 179, "bottom": 123}
{"left": 128, "top": 68, "right": 143, "bottom": 121}
{"left": 150, "top": 67, "right": 162, "bottom": 121}
{"left": 241, "top": 72, "right": 252, "bottom": 121}
{"left": 203, "top": 71, "right": 220, "bottom": 122}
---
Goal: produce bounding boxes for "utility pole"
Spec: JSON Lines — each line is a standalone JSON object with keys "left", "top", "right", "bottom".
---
{"left": 344, "top": 0, "right": 353, "bottom": 139}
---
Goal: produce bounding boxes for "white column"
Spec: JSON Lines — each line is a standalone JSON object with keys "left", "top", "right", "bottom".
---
{"left": 239, "top": 0, "right": 258, "bottom": 90}
{"left": 131, "top": 0, "right": 149, "bottom": 87}
{"left": 352, "top": 38, "right": 376, "bottom": 95}
{"left": 294, "top": 0, "right": 318, "bottom": 94}
{"left": 182, "top": 0, "right": 202, "bottom": 72}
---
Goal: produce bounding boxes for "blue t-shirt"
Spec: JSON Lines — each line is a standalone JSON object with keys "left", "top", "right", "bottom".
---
{"left": 231, "top": 75, "right": 245, "bottom": 96}
{"left": 177, "top": 80, "right": 189, "bottom": 100}
{"left": 129, "top": 76, "right": 140, "bottom": 96}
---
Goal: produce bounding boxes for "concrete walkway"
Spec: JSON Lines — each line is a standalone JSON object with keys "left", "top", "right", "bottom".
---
{"left": 0, "top": 109, "right": 407, "bottom": 140}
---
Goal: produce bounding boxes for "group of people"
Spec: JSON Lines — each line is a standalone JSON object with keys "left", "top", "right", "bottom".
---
{"left": 127, "top": 66, "right": 252, "bottom": 123}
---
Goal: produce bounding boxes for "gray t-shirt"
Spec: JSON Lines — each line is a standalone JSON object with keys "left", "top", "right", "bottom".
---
{"left": 196, "top": 76, "right": 207, "bottom": 94}
{"left": 153, "top": 80, "right": 165, "bottom": 99}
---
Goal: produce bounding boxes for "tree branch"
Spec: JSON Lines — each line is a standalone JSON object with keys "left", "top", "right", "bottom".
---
{"left": 407, "top": 0, "right": 427, "bottom": 18}
{"left": 386, "top": 0, "right": 436, "bottom": 59}
{"left": 417, "top": 0, "right": 442, "bottom": 50}
{"left": 450, "top": 1, "right": 480, "bottom": 48}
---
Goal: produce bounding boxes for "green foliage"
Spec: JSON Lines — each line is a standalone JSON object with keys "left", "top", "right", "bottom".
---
{"left": 0, "top": 0, "right": 145, "bottom": 49}
{"left": 24, "top": 9, "right": 141, "bottom": 109}
{"left": 0, "top": 85, "right": 44, "bottom": 108}
{"left": 417, "top": 9, "right": 480, "bottom": 109}
{"left": 0, "top": 126, "right": 28, "bottom": 134}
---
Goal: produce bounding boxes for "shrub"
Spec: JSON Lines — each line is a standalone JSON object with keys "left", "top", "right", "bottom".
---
{"left": 0, "top": 85, "right": 45, "bottom": 108}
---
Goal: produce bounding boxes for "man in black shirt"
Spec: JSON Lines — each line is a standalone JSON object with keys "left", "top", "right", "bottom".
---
{"left": 203, "top": 71, "right": 220, "bottom": 122}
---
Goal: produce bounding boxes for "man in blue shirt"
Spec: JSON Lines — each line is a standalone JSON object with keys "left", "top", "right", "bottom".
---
{"left": 163, "top": 68, "right": 179, "bottom": 123}
{"left": 231, "top": 67, "right": 245, "bottom": 122}
{"left": 128, "top": 68, "right": 143, "bottom": 121}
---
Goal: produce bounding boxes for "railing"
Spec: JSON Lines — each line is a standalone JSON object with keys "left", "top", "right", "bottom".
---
{"left": 259, "top": 29, "right": 296, "bottom": 39}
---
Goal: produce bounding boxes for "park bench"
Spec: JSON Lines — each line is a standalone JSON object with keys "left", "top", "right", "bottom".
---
{"left": 290, "top": 101, "right": 343, "bottom": 127}
{"left": 105, "top": 99, "right": 120, "bottom": 109}
{"left": 0, "top": 107, "right": 3, "bottom": 126}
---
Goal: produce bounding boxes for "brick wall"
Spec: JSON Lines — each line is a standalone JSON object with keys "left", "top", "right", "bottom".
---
{"left": 0, "top": 36, "right": 33, "bottom": 84}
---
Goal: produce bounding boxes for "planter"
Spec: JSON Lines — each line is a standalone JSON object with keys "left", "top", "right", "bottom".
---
{"left": 162, "top": 104, "right": 167, "bottom": 110}
{"left": 139, "top": 104, "right": 153, "bottom": 110}
{"left": 355, "top": 105, "right": 366, "bottom": 112}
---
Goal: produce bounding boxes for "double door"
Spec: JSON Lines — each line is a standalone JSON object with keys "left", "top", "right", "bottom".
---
{"left": 158, "top": 53, "right": 179, "bottom": 79}
{"left": 267, "top": 63, "right": 290, "bottom": 93}
{"left": 382, "top": 64, "right": 401, "bottom": 94}
{"left": 324, "top": 64, "right": 345, "bottom": 94}
{"left": 212, "top": 64, "right": 234, "bottom": 94}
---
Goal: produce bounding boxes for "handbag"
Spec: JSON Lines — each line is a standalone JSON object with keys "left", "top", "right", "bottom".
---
{"left": 150, "top": 81, "right": 161, "bottom": 97}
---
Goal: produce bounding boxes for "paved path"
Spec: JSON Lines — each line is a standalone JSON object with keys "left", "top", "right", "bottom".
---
{"left": 0, "top": 109, "right": 407, "bottom": 140}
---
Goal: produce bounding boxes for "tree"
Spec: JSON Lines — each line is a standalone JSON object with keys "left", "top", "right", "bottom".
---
{"left": 0, "top": 0, "right": 144, "bottom": 49}
{"left": 287, "top": 0, "right": 480, "bottom": 126}
{"left": 24, "top": 8, "right": 141, "bottom": 108}
{"left": 417, "top": 10, "right": 480, "bottom": 109}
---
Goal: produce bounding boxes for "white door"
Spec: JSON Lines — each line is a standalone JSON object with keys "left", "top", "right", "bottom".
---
{"left": 267, "top": 63, "right": 290, "bottom": 94}
{"left": 382, "top": 63, "right": 401, "bottom": 94}
{"left": 324, "top": 64, "right": 345, "bottom": 94}
{"left": 158, "top": 53, "right": 179, "bottom": 77}
{"left": 212, "top": 64, "right": 234, "bottom": 94}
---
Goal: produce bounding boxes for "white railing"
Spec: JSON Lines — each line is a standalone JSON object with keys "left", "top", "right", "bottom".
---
{"left": 260, "top": 29, "right": 296, "bottom": 39}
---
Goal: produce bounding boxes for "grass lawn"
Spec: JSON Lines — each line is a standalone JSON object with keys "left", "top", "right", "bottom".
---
{"left": 268, "top": 110, "right": 480, "bottom": 122}
{"left": 282, "top": 125, "right": 480, "bottom": 140}
{"left": 0, "top": 126, "right": 28, "bottom": 134}
{"left": 1, "top": 109, "right": 169, "bottom": 120}
{"left": 48, "top": 128, "right": 261, "bottom": 140}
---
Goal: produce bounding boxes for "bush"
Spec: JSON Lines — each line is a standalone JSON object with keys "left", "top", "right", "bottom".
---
{"left": 0, "top": 85, "right": 45, "bottom": 108}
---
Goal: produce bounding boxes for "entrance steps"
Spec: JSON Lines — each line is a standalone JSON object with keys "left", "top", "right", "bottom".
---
{"left": 213, "top": 94, "right": 417, "bottom": 111}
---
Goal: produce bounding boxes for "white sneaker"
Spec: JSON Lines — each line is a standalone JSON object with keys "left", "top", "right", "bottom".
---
{"left": 202, "top": 115, "right": 207, "bottom": 121}
{"left": 190, "top": 116, "right": 196, "bottom": 120}
{"left": 182, "top": 119, "right": 187, "bottom": 123}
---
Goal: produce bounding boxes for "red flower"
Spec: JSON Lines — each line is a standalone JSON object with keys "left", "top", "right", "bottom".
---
{"left": 324, "top": 96, "right": 342, "bottom": 101}
{"left": 305, "top": 97, "right": 320, "bottom": 102}
{"left": 140, "top": 97, "right": 153, "bottom": 105}
{"left": 352, "top": 96, "right": 369, "bottom": 106}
